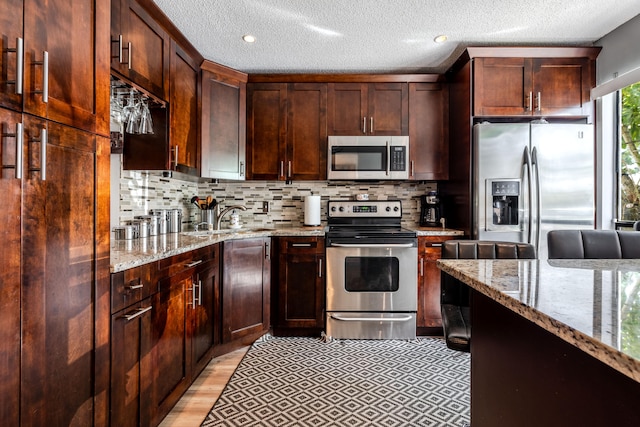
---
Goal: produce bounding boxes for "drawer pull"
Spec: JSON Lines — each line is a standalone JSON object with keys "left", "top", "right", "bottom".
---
{"left": 291, "top": 243, "right": 312, "bottom": 247}
{"left": 432, "top": 243, "right": 442, "bottom": 247}
{"left": 185, "top": 259, "right": 203, "bottom": 268}
{"left": 127, "top": 283, "right": 144, "bottom": 290}
{"left": 123, "top": 306, "right": 152, "bottom": 321}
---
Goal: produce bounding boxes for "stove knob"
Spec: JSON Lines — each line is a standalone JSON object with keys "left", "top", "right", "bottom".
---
{"left": 339, "top": 206, "right": 345, "bottom": 212}
{"left": 394, "top": 206, "right": 399, "bottom": 212}
{"left": 385, "top": 206, "right": 391, "bottom": 212}
{"left": 331, "top": 206, "right": 337, "bottom": 212}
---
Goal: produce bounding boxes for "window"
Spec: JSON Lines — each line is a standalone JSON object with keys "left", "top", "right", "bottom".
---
{"left": 618, "top": 82, "right": 640, "bottom": 222}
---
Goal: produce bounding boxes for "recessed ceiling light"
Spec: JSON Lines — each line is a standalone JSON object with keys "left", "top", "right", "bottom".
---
{"left": 434, "top": 34, "right": 448, "bottom": 43}
{"left": 243, "top": 34, "right": 256, "bottom": 43}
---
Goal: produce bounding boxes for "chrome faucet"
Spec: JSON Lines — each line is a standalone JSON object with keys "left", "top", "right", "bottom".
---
{"left": 216, "top": 204, "right": 247, "bottom": 230}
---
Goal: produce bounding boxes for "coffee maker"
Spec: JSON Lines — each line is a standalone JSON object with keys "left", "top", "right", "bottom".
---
{"left": 420, "top": 191, "right": 443, "bottom": 227}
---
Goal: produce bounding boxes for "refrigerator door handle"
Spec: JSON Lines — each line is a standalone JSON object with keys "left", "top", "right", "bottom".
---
{"left": 521, "top": 146, "right": 533, "bottom": 245}
{"left": 531, "top": 146, "right": 541, "bottom": 254}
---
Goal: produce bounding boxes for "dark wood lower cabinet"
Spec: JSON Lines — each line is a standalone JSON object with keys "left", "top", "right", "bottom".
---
{"left": 273, "top": 236, "right": 325, "bottom": 336}
{"left": 222, "top": 238, "right": 271, "bottom": 343}
{"left": 417, "top": 235, "right": 456, "bottom": 335}
{"left": 111, "top": 299, "right": 153, "bottom": 427}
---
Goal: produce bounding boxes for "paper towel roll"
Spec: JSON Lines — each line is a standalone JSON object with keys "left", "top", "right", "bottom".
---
{"left": 304, "top": 195, "right": 321, "bottom": 226}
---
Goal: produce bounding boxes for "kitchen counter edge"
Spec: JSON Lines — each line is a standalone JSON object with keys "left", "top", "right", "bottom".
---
{"left": 111, "top": 225, "right": 464, "bottom": 273}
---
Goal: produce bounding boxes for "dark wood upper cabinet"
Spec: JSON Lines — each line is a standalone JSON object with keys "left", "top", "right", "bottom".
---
{"left": 111, "top": 0, "right": 170, "bottom": 101}
{"left": 473, "top": 56, "right": 594, "bottom": 117}
{"left": 169, "top": 39, "right": 199, "bottom": 175}
{"left": 328, "top": 82, "right": 408, "bottom": 135}
{"left": 1, "top": 0, "right": 109, "bottom": 135}
{"left": 408, "top": 82, "right": 449, "bottom": 180}
{"left": 201, "top": 62, "right": 248, "bottom": 180}
{"left": 247, "top": 82, "right": 327, "bottom": 180}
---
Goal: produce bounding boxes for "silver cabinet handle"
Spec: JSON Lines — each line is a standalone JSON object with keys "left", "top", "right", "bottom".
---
{"left": 33, "top": 51, "right": 48, "bottom": 103}
{"left": 527, "top": 91, "right": 532, "bottom": 111}
{"left": 420, "top": 257, "right": 424, "bottom": 277}
{"left": 127, "top": 41, "right": 132, "bottom": 70}
{"left": 40, "top": 128, "right": 47, "bottom": 181}
{"left": 291, "top": 243, "right": 312, "bottom": 247}
{"left": 432, "top": 243, "right": 442, "bottom": 247}
{"left": 198, "top": 279, "right": 203, "bottom": 306}
{"left": 172, "top": 145, "right": 179, "bottom": 169}
{"left": 280, "top": 160, "right": 284, "bottom": 178}
{"left": 265, "top": 240, "right": 270, "bottom": 260}
{"left": 410, "top": 160, "right": 414, "bottom": 178}
{"left": 370, "top": 117, "right": 373, "bottom": 133}
{"left": 16, "top": 122, "right": 23, "bottom": 179}
{"left": 362, "top": 116, "right": 366, "bottom": 133}
{"left": 385, "top": 140, "right": 390, "bottom": 176}
{"left": 185, "top": 259, "right": 203, "bottom": 268}
{"left": 6, "top": 37, "right": 24, "bottom": 94}
{"left": 127, "top": 282, "right": 144, "bottom": 290}
{"left": 239, "top": 161, "right": 245, "bottom": 177}
{"left": 318, "top": 258, "right": 322, "bottom": 278}
{"left": 536, "top": 92, "right": 541, "bottom": 112}
{"left": 288, "top": 160, "right": 291, "bottom": 178}
{"left": 118, "top": 35, "right": 125, "bottom": 64}
{"left": 123, "top": 306, "right": 152, "bottom": 321}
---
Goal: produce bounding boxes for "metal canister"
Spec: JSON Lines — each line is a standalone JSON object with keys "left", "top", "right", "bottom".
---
{"left": 113, "top": 225, "right": 137, "bottom": 240}
{"left": 132, "top": 218, "right": 150, "bottom": 238}
{"left": 150, "top": 209, "right": 168, "bottom": 235}
{"left": 168, "top": 209, "right": 182, "bottom": 233}
{"left": 135, "top": 214, "right": 157, "bottom": 236}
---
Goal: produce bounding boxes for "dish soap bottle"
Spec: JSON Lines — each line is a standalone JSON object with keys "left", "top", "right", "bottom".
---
{"left": 229, "top": 209, "right": 241, "bottom": 229}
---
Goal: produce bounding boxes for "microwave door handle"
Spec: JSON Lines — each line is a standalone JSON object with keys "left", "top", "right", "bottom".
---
{"left": 386, "top": 140, "right": 390, "bottom": 176}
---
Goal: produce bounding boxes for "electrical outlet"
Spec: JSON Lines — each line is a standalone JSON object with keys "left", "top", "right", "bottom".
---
{"left": 262, "top": 201, "right": 269, "bottom": 213}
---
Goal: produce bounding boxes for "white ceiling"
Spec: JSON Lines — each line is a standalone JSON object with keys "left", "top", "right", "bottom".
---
{"left": 152, "top": 0, "right": 640, "bottom": 74}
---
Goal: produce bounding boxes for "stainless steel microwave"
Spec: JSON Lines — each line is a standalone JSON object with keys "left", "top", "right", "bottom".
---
{"left": 327, "top": 136, "right": 409, "bottom": 180}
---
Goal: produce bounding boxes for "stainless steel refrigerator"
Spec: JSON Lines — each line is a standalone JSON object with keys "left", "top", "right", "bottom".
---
{"left": 473, "top": 122, "right": 595, "bottom": 259}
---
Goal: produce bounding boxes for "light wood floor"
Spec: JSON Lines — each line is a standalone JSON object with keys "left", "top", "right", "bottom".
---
{"left": 158, "top": 346, "right": 249, "bottom": 427}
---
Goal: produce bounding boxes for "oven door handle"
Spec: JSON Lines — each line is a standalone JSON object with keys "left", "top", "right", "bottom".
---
{"left": 330, "top": 314, "right": 414, "bottom": 322}
{"left": 329, "top": 243, "right": 415, "bottom": 248}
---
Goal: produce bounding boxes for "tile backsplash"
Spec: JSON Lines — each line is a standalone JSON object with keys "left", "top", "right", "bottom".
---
{"left": 113, "top": 160, "right": 436, "bottom": 231}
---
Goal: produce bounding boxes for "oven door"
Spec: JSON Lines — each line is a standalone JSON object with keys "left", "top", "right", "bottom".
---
{"left": 325, "top": 243, "right": 418, "bottom": 312}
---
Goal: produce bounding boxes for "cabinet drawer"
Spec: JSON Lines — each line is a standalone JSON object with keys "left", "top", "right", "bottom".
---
{"left": 110, "top": 263, "right": 157, "bottom": 314}
{"left": 418, "top": 235, "right": 457, "bottom": 251}
{"left": 158, "top": 245, "right": 217, "bottom": 277}
{"left": 279, "top": 236, "right": 325, "bottom": 254}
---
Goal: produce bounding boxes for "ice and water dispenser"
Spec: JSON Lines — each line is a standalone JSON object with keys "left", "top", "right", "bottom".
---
{"left": 487, "top": 179, "right": 520, "bottom": 230}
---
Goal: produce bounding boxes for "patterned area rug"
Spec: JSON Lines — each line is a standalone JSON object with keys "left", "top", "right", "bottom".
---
{"left": 201, "top": 336, "right": 470, "bottom": 427}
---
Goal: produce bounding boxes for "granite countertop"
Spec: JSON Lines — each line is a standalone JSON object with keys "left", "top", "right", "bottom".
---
{"left": 110, "top": 224, "right": 463, "bottom": 273}
{"left": 437, "top": 258, "right": 640, "bottom": 383}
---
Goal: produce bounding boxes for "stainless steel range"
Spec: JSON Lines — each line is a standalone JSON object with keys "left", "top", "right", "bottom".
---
{"left": 325, "top": 200, "right": 418, "bottom": 340}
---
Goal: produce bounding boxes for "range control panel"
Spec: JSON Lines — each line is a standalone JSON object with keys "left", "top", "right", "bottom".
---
{"left": 328, "top": 200, "right": 402, "bottom": 218}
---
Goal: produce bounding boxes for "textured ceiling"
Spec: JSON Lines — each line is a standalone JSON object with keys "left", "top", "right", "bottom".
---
{"left": 152, "top": 0, "right": 640, "bottom": 74}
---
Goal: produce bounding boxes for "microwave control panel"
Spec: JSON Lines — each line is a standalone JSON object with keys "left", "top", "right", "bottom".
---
{"left": 390, "top": 146, "right": 407, "bottom": 171}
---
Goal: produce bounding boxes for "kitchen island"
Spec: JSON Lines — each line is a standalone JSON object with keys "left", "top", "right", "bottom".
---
{"left": 438, "top": 258, "right": 640, "bottom": 426}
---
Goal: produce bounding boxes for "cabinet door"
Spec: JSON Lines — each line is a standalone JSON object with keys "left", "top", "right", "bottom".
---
{"left": 111, "top": 299, "right": 153, "bottom": 427}
{"left": 190, "top": 254, "right": 220, "bottom": 376}
{"left": 149, "top": 277, "right": 189, "bottom": 426}
{"left": 327, "top": 83, "right": 367, "bottom": 135}
{"left": 112, "top": 0, "right": 170, "bottom": 100}
{"left": 169, "top": 40, "right": 199, "bottom": 175}
{"left": 201, "top": 70, "right": 247, "bottom": 180}
{"left": 0, "top": 0, "right": 24, "bottom": 112}
{"left": 409, "top": 83, "right": 449, "bottom": 180}
{"left": 23, "top": 0, "right": 109, "bottom": 134}
{"left": 368, "top": 83, "right": 408, "bottom": 135}
{"left": 20, "top": 117, "right": 97, "bottom": 426}
{"left": 222, "top": 238, "right": 271, "bottom": 343}
{"left": 287, "top": 83, "right": 327, "bottom": 180}
{"left": 473, "top": 57, "right": 531, "bottom": 116}
{"left": 0, "top": 107, "right": 21, "bottom": 426}
{"left": 276, "top": 237, "right": 325, "bottom": 330}
{"left": 417, "top": 236, "right": 455, "bottom": 333}
{"left": 532, "top": 57, "right": 592, "bottom": 117}
{"left": 246, "top": 83, "right": 287, "bottom": 180}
